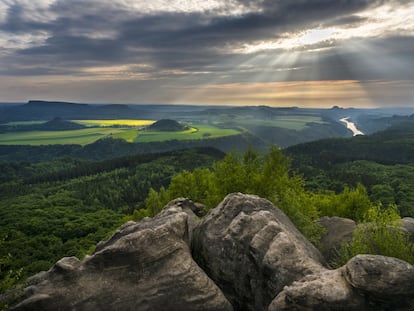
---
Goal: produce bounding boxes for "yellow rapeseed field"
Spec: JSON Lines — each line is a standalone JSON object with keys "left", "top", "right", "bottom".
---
{"left": 74, "top": 120, "right": 155, "bottom": 127}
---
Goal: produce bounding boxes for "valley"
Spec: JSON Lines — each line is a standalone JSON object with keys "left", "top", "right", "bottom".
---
{"left": 0, "top": 100, "right": 373, "bottom": 149}
{"left": 0, "top": 119, "right": 241, "bottom": 145}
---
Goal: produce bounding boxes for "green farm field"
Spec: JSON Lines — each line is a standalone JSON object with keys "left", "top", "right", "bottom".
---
{"left": 0, "top": 128, "right": 131, "bottom": 145}
{"left": 0, "top": 116, "right": 319, "bottom": 146}
{"left": 0, "top": 120, "right": 241, "bottom": 145}
{"left": 134, "top": 125, "right": 241, "bottom": 143}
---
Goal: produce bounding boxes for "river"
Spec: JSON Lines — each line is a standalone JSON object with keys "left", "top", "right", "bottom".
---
{"left": 340, "top": 117, "right": 364, "bottom": 136}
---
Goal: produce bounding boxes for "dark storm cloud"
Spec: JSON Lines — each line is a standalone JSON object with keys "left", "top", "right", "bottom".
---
{"left": 1, "top": 3, "right": 51, "bottom": 33}
{"left": 322, "top": 15, "right": 369, "bottom": 28}
{"left": 19, "top": 35, "right": 125, "bottom": 61}
{"left": 115, "top": 0, "right": 384, "bottom": 51}
{"left": 0, "top": 0, "right": 411, "bottom": 83}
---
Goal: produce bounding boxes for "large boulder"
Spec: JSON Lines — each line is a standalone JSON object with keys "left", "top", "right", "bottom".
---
{"left": 10, "top": 198, "right": 232, "bottom": 311}
{"left": 269, "top": 268, "right": 366, "bottom": 310}
{"left": 318, "top": 216, "right": 357, "bottom": 263}
{"left": 345, "top": 254, "right": 414, "bottom": 309}
{"left": 192, "top": 193, "right": 325, "bottom": 311}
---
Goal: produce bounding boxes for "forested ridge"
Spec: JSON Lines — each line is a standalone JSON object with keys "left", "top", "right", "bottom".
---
{"left": 1, "top": 122, "right": 414, "bottom": 296}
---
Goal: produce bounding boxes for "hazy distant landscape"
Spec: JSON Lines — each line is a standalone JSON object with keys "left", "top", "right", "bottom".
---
{"left": 2, "top": 100, "right": 412, "bottom": 150}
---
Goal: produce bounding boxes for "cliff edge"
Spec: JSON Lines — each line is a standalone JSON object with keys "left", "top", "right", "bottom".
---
{"left": 3, "top": 193, "right": 414, "bottom": 310}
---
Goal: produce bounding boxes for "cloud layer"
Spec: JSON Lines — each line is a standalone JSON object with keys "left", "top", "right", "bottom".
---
{"left": 0, "top": 0, "right": 413, "bottom": 106}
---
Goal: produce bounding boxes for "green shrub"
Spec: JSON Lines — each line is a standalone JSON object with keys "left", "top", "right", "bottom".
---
{"left": 312, "top": 183, "right": 372, "bottom": 222}
{"left": 332, "top": 204, "right": 414, "bottom": 267}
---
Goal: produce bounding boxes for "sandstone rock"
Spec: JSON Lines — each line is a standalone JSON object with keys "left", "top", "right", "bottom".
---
{"left": 269, "top": 268, "right": 366, "bottom": 310}
{"left": 402, "top": 217, "right": 414, "bottom": 242}
{"left": 6, "top": 194, "right": 414, "bottom": 311}
{"left": 345, "top": 254, "right": 414, "bottom": 296}
{"left": 11, "top": 198, "right": 232, "bottom": 311}
{"left": 345, "top": 255, "right": 414, "bottom": 310}
{"left": 192, "top": 193, "right": 325, "bottom": 311}
{"left": 318, "top": 216, "right": 356, "bottom": 263}
{"left": 270, "top": 254, "right": 414, "bottom": 310}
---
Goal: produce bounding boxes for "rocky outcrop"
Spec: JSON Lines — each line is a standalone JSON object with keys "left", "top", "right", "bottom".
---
{"left": 9, "top": 198, "right": 232, "bottom": 311}
{"left": 192, "top": 193, "right": 324, "bottom": 310}
{"left": 318, "top": 216, "right": 357, "bottom": 263}
{"left": 5, "top": 193, "right": 414, "bottom": 311}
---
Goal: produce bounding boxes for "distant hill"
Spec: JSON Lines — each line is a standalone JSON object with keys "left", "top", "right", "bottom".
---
{"left": 0, "top": 100, "right": 136, "bottom": 122}
{"left": 97, "top": 104, "right": 129, "bottom": 109}
{"left": 0, "top": 117, "right": 85, "bottom": 132}
{"left": 147, "top": 119, "right": 189, "bottom": 132}
{"left": 42, "top": 117, "right": 86, "bottom": 130}
{"left": 26, "top": 100, "right": 88, "bottom": 108}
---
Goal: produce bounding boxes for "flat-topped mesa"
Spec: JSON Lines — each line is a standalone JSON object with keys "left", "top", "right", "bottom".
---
{"left": 4, "top": 193, "right": 414, "bottom": 311}
{"left": 25, "top": 100, "right": 88, "bottom": 108}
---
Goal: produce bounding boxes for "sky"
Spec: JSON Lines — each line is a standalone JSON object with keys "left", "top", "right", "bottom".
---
{"left": 0, "top": 0, "right": 413, "bottom": 107}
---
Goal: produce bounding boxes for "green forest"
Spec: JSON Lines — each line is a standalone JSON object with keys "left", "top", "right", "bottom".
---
{"left": 1, "top": 121, "right": 414, "bottom": 296}
{"left": 0, "top": 148, "right": 224, "bottom": 292}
